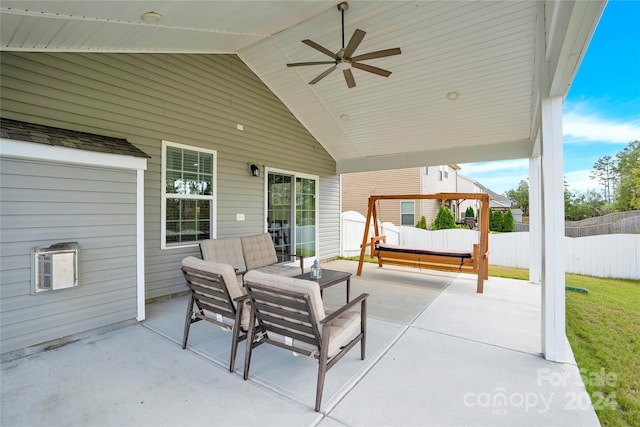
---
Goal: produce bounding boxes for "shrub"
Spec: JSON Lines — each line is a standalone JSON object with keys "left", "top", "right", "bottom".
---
{"left": 464, "top": 206, "right": 475, "bottom": 218}
{"left": 416, "top": 215, "right": 427, "bottom": 229}
{"left": 432, "top": 206, "right": 457, "bottom": 230}
{"left": 490, "top": 210, "right": 504, "bottom": 232}
{"left": 502, "top": 209, "right": 515, "bottom": 232}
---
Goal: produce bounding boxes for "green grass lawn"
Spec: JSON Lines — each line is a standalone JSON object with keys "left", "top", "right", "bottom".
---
{"left": 488, "top": 266, "right": 640, "bottom": 427}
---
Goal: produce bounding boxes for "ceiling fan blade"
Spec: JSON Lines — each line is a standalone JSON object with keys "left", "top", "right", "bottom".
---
{"left": 343, "top": 69, "right": 356, "bottom": 88}
{"left": 287, "top": 61, "right": 336, "bottom": 67}
{"left": 351, "top": 62, "right": 392, "bottom": 77}
{"left": 309, "top": 65, "right": 337, "bottom": 85}
{"left": 351, "top": 47, "right": 402, "bottom": 62}
{"left": 302, "top": 39, "right": 339, "bottom": 59}
{"left": 343, "top": 29, "right": 366, "bottom": 58}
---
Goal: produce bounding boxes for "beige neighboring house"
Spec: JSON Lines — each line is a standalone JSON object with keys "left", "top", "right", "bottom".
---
{"left": 341, "top": 165, "right": 460, "bottom": 227}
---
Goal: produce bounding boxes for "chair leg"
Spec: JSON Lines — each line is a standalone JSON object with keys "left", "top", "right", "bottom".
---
{"left": 361, "top": 298, "right": 367, "bottom": 360}
{"left": 243, "top": 310, "right": 257, "bottom": 380}
{"left": 182, "top": 294, "right": 195, "bottom": 349}
{"left": 230, "top": 302, "right": 244, "bottom": 372}
{"left": 315, "top": 326, "right": 331, "bottom": 412}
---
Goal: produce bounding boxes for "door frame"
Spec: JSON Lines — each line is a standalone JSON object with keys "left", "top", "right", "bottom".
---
{"left": 264, "top": 167, "right": 319, "bottom": 266}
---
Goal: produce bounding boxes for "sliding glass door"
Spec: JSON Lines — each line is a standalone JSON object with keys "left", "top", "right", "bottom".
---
{"left": 267, "top": 170, "right": 318, "bottom": 262}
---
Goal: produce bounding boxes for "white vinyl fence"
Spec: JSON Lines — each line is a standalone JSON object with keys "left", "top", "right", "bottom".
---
{"left": 341, "top": 211, "right": 640, "bottom": 279}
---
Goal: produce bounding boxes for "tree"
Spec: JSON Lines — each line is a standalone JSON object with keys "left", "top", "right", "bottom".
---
{"left": 590, "top": 155, "right": 617, "bottom": 203}
{"left": 431, "top": 206, "right": 456, "bottom": 230}
{"left": 505, "top": 180, "right": 529, "bottom": 216}
{"left": 565, "top": 189, "right": 606, "bottom": 220}
{"left": 416, "top": 215, "right": 427, "bottom": 229}
{"left": 613, "top": 140, "right": 640, "bottom": 210}
{"left": 464, "top": 206, "right": 475, "bottom": 218}
{"left": 502, "top": 209, "right": 515, "bottom": 232}
{"left": 490, "top": 210, "right": 503, "bottom": 232}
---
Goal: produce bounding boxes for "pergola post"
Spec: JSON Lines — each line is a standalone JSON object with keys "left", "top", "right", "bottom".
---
{"left": 540, "top": 96, "right": 566, "bottom": 362}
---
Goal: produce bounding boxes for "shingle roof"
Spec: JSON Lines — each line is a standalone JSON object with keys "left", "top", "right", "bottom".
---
{"left": 0, "top": 118, "right": 150, "bottom": 159}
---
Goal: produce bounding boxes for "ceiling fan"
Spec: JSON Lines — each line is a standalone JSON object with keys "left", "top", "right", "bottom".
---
{"left": 286, "top": 1, "right": 401, "bottom": 89}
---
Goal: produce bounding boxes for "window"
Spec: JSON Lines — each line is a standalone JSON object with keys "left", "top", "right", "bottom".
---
{"left": 424, "top": 166, "right": 429, "bottom": 175}
{"left": 162, "top": 141, "right": 216, "bottom": 249}
{"left": 400, "top": 201, "right": 415, "bottom": 225}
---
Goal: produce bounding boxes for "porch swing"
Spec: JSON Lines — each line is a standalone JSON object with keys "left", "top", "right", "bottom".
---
{"left": 356, "top": 193, "right": 491, "bottom": 293}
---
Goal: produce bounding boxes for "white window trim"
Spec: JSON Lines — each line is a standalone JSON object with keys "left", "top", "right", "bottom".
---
{"left": 161, "top": 140, "right": 217, "bottom": 250}
{"left": 400, "top": 200, "right": 415, "bottom": 226}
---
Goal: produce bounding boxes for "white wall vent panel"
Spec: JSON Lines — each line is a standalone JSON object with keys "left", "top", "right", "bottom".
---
{"left": 32, "top": 242, "right": 79, "bottom": 294}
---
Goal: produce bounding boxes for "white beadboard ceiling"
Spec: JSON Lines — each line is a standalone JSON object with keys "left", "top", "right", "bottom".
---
{"left": 0, "top": 1, "right": 605, "bottom": 173}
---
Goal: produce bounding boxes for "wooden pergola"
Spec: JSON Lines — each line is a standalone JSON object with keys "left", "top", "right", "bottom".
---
{"left": 356, "top": 193, "right": 491, "bottom": 293}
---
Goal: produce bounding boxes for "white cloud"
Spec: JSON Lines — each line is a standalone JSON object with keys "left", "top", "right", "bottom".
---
{"left": 461, "top": 161, "right": 603, "bottom": 196}
{"left": 563, "top": 110, "right": 640, "bottom": 144}
{"left": 459, "top": 159, "right": 529, "bottom": 195}
{"left": 564, "top": 169, "right": 600, "bottom": 194}
{"left": 459, "top": 159, "right": 529, "bottom": 175}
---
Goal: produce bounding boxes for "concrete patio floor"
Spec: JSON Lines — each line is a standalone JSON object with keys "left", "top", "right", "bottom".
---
{"left": 1, "top": 260, "right": 600, "bottom": 426}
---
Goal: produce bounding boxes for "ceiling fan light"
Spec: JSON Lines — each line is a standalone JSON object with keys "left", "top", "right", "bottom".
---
{"left": 336, "top": 61, "right": 352, "bottom": 71}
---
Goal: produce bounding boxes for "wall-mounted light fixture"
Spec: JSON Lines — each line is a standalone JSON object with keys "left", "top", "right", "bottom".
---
{"left": 250, "top": 164, "right": 260, "bottom": 177}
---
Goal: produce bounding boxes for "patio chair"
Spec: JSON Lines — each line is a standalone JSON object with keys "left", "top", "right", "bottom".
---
{"left": 181, "top": 256, "right": 251, "bottom": 372}
{"left": 242, "top": 270, "right": 369, "bottom": 412}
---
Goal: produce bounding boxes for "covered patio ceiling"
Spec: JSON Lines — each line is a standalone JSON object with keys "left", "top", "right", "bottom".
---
{"left": 0, "top": 1, "right": 605, "bottom": 173}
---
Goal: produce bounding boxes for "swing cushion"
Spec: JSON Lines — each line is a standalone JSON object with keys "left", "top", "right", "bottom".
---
{"left": 375, "top": 243, "right": 473, "bottom": 259}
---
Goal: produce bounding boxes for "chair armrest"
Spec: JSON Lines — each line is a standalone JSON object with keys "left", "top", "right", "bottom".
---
{"left": 233, "top": 294, "right": 249, "bottom": 303}
{"left": 321, "top": 293, "right": 369, "bottom": 325}
{"left": 276, "top": 252, "right": 305, "bottom": 273}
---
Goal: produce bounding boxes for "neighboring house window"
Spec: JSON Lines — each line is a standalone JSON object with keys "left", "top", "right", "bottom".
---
{"left": 439, "top": 170, "right": 443, "bottom": 181}
{"left": 161, "top": 141, "right": 216, "bottom": 249}
{"left": 400, "top": 201, "right": 415, "bottom": 225}
{"left": 424, "top": 166, "right": 428, "bottom": 175}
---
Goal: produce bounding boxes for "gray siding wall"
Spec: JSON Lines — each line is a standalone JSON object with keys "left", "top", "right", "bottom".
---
{"left": 319, "top": 175, "right": 340, "bottom": 260}
{"left": 0, "top": 157, "right": 138, "bottom": 354}
{"left": 1, "top": 52, "right": 338, "bottom": 302}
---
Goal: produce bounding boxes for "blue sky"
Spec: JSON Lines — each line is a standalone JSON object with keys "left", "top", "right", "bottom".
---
{"left": 460, "top": 0, "right": 640, "bottom": 196}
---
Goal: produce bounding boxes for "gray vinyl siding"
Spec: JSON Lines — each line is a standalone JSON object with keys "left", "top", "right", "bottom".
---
{"left": 319, "top": 175, "right": 341, "bottom": 260}
{"left": 1, "top": 52, "right": 338, "bottom": 302}
{"left": 0, "top": 157, "right": 137, "bottom": 354}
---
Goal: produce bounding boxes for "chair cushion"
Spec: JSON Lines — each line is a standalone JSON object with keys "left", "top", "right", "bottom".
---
{"left": 241, "top": 233, "right": 278, "bottom": 270}
{"left": 182, "top": 257, "right": 250, "bottom": 329}
{"left": 200, "top": 238, "right": 247, "bottom": 274}
{"left": 244, "top": 270, "right": 361, "bottom": 358}
{"left": 323, "top": 308, "right": 361, "bottom": 358}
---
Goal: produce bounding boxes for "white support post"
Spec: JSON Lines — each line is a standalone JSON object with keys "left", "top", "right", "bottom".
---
{"left": 136, "top": 169, "right": 146, "bottom": 321}
{"left": 529, "top": 156, "right": 541, "bottom": 284}
{"left": 540, "top": 96, "right": 566, "bottom": 362}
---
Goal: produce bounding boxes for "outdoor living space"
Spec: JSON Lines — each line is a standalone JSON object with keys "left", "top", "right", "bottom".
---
{"left": 1, "top": 260, "right": 599, "bottom": 427}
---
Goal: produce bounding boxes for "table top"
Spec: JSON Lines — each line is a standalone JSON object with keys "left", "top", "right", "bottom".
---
{"left": 295, "top": 269, "right": 351, "bottom": 286}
